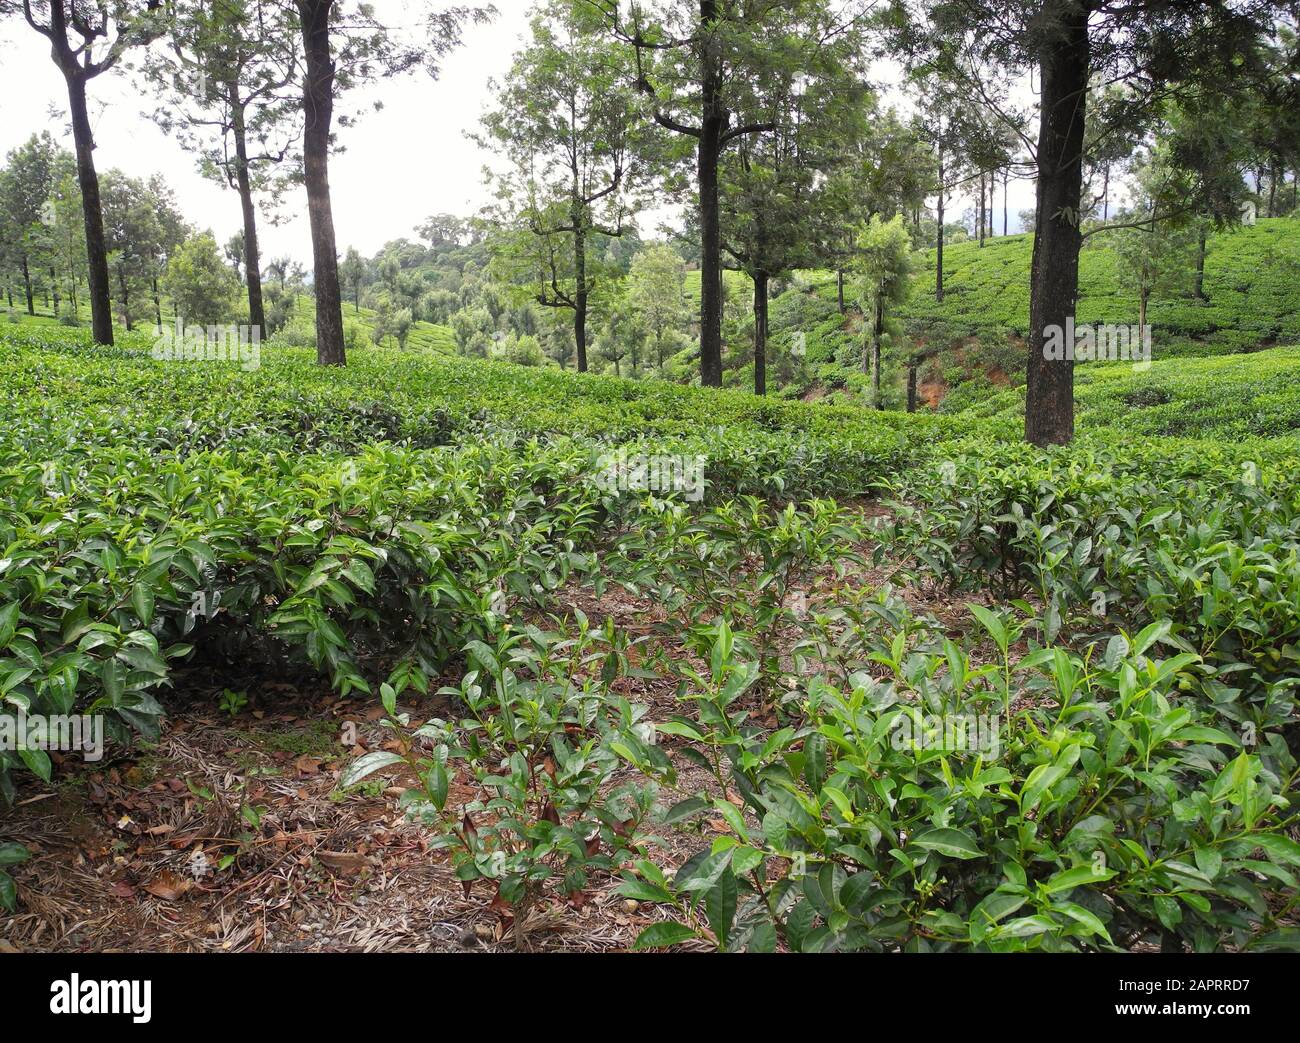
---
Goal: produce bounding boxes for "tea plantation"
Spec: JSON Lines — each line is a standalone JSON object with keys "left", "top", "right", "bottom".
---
{"left": 2, "top": 323, "right": 1298, "bottom": 952}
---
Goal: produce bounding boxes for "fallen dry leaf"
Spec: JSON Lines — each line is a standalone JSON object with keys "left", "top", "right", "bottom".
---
{"left": 317, "top": 850, "right": 368, "bottom": 874}
{"left": 143, "top": 870, "right": 192, "bottom": 901}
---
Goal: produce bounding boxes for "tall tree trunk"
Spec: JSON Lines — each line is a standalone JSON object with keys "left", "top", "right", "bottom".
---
{"left": 573, "top": 223, "right": 588, "bottom": 372}
{"left": 753, "top": 269, "right": 768, "bottom": 396}
{"left": 978, "top": 174, "right": 986, "bottom": 247}
{"left": 1267, "top": 160, "right": 1279, "bottom": 217}
{"left": 64, "top": 71, "right": 113, "bottom": 344}
{"left": 298, "top": 0, "right": 346, "bottom": 366}
{"left": 1025, "top": 1, "right": 1089, "bottom": 447}
{"left": 51, "top": 268, "right": 60, "bottom": 313}
{"left": 907, "top": 362, "right": 917, "bottom": 412}
{"left": 1194, "top": 224, "right": 1207, "bottom": 301}
{"left": 20, "top": 254, "right": 33, "bottom": 315}
{"left": 153, "top": 276, "right": 162, "bottom": 326}
{"left": 871, "top": 294, "right": 884, "bottom": 407}
{"left": 231, "top": 95, "right": 266, "bottom": 340}
{"left": 697, "top": 0, "right": 724, "bottom": 387}
{"left": 1003, "top": 170, "right": 1009, "bottom": 235}
{"left": 836, "top": 268, "right": 845, "bottom": 313}
{"left": 116, "top": 267, "right": 132, "bottom": 330}
{"left": 935, "top": 144, "right": 945, "bottom": 302}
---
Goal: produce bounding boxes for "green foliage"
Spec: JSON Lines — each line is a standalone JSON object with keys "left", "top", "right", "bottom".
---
{"left": 162, "top": 232, "right": 241, "bottom": 326}
{"left": 0, "top": 841, "right": 30, "bottom": 912}
{"left": 627, "top": 614, "right": 1298, "bottom": 952}
{"left": 346, "top": 620, "right": 666, "bottom": 948}
{"left": 892, "top": 217, "right": 1300, "bottom": 359}
{"left": 3, "top": 323, "right": 1297, "bottom": 953}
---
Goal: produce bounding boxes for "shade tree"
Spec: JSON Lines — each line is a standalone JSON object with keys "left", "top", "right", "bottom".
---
{"left": 1, "top": 0, "right": 167, "bottom": 343}
{"left": 141, "top": 0, "right": 303, "bottom": 340}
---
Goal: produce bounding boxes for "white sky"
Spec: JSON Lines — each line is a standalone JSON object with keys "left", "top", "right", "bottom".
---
{"left": 0, "top": 0, "right": 1035, "bottom": 265}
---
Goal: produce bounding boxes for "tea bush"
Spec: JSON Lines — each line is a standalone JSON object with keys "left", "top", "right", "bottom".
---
{"left": 4, "top": 323, "right": 1299, "bottom": 951}
{"left": 625, "top": 615, "right": 1300, "bottom": 952}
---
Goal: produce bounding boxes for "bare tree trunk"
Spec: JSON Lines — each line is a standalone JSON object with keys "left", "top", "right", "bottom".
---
{"left": 1194, "top": 224, "right": 1208, "bottom": 301}
{"left": 231, "top": 94, "right": 266, "bottom": 340}
{"left": 20, "top": 255, "right": 34, "bottom": 315}
{"left": 697, "top": 0, "right": 724, "bottom": 387}
{"left": 871, "top": 294, "right": 884, "bottom": 408}
{"left": 753, "top": 269, "right": 768, "bottom": 396}
{"left": 116, "top": 266, "right": 132, "bottom": 330}
{"left": 298, "top": 0, "right": 346, "bottom": 366}
{"left": 65, "top": 71, "right": 113, "bottom": 344}
{"left": 978, "top": 173, "right": 986, "bottom": 247}
{"left": 907, "top": 363, "right": 917, "bottom": 412}
{"left": 836, "top": 268, "right": 845, "bottom": 313}
{"left": 935, "top": 144, "right": 945, "bottom": 302}
{"left": 573, "top": 223, "right": 588, "bottom": 372}
{"left": 1025, "top": 0, "right": 1089, "bottom": 447}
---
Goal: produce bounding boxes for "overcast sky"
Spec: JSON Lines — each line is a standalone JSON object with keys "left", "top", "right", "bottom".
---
{"left": 0, "top": 0, "right": 1035, "bottom": 266}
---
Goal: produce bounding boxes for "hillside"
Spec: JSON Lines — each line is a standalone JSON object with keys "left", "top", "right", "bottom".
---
{"left": 771, "top": 216, "right": 1300, "bottom": 407}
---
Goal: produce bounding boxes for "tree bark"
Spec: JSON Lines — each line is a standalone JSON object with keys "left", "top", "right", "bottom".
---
{"left": 65, "top": 71, "right": 113, "bottom": 344}
{"left": 870, "top": 294, "right": 884, "bottom": 407}
{"left": 1194, "top": 225, "right": 1207, "bottom": 301}
{"left": 116, "top": 266, "right": 132, "bottom": 330}
{"left": 836, "top": 268, "right": 845, "bottom": 313}
{"left": 573, "top": 223, "right": 588, "bottom": 372}
{"left": 697, "top": 0, "right": 724, "bottom": 387}
{"left": 298, "top": 0, "right": 346, "bottom": 366}
{"left": 153, "top": 276, "right": 162, "bottom": 326}
{"left": 753, "top": 268, "right": 768, "bottom": 396}
{"left": 20, "top": 255, "right": 33, "bottom": 315}
{"left": 1025, "top": 1, "right": 1090, "bottom": 447}
{"left": 907, "top": 363, "right": 917, "bottom": 412}
{"left": 978, "top": 173, "right": 986, "bottom": 247}
{"left": 231, "top": 93, "right": 267, "bottom": 340}
{"left": 935, "top": 144, "right": 945, "bottom": 302}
